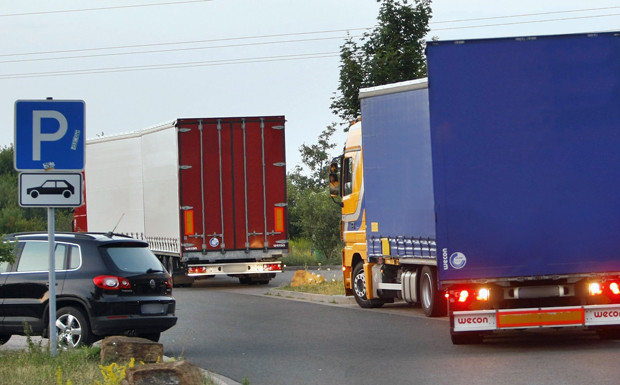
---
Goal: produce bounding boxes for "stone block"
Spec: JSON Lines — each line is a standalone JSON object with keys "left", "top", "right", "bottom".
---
{"left": 121, "top": 360, "right": 204, "bottom": 385}
{"left": 100, "top": 336, "right": 163, "bottom": 364}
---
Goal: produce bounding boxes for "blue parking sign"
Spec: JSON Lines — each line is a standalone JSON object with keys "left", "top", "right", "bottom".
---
{"left": 14, "top": 100, "right": 85, "bottom": 171}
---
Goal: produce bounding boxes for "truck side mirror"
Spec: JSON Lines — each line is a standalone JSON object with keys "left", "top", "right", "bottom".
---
{"left": 329, "top": 161, "right": 340, "bottom": 197}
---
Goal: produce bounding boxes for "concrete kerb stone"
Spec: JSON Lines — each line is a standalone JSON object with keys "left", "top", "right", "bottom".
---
{"left": 268, "top": 288, "right": 356, "bottom": 305}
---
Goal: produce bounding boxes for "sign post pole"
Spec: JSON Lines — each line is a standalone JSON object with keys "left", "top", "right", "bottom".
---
{"left": 48, "top": 208, "right": 57, "bottom": 356}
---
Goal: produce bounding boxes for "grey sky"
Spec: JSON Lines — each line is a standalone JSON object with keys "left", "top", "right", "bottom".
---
{"left": 1, "top": 0, "right": 619, "bottom": 171}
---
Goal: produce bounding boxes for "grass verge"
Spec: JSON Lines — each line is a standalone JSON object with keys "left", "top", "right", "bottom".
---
{"left": 0, "top": 337, "right": 217, "bottom": 385}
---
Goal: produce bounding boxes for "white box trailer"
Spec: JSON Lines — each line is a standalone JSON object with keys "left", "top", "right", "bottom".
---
{"left": 74, "top": 117, "right": 288, "bottom": 286}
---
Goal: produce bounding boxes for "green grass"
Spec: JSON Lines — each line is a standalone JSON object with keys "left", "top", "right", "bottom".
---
{"left": 284, "top": 238, "right": 340, "bottom": 266}
{"left": 0, "top": 339, "right": 102, "bottom": 385}
{"left": 0, "top": 336, "right": 217, "bottom": 385}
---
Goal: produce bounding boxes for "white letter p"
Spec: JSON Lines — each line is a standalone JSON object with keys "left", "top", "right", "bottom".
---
{"left": 32, "top": 110, "right": 67, "bottom": 161}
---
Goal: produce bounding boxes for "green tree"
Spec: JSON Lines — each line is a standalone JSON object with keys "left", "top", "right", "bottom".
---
{"left": 287, "top": 125, "right": 342, "bottom": 259}
{"left": 331, "top": 0, "right": 432, "bottom": 124}
{"left": 288, "top": 124, "right": 338, "bottom": 192}
{"left": 295, "top": 189, "right": 342, "bottom": 261}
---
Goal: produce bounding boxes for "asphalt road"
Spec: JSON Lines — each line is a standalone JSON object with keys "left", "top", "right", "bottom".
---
{"left": 160, "top": 270, "right": 620, "bottom": 385}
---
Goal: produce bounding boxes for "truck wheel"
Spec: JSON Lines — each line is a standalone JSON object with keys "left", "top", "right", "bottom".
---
{"left": 0, "top": 334, "right": 11, "bottom": 345}
{"left": 420, "top": 266, "right": 446, "bottom": 317}
{"left": 451, "top": 331, "right": 483, "bottom": 345}
{"left": 56, "top": 306, "right": 93, "bottom": 349}
{"left": 352, "top": 262, "right": 385, "bottom": 309}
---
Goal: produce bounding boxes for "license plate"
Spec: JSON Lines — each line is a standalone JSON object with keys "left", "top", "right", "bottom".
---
{"left": 141, "top": 303, "right": 165, "bottom": 315}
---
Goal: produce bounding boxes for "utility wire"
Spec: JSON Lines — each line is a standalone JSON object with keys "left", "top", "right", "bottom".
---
{"left": 0, "top": 35, "right": 360, "bottom": 65}
{"left": 0, "top": 52, "right": 340, "bottom": 80}
{"left": 0, "top": 0, "right": 212, "bottom": 17}
{"left": 432, "top": 12, "right": 620, "bottom": 31}
{"left": 0, "top": 28, "right": 369, "bottom": 58}
{"left": 432, "top": 6, "right": 620, "bottom": 24}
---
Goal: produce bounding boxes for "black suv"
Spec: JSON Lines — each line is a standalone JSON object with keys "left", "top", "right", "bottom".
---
{"left": 0, "top": 232, "right": 177, "bottom": 348}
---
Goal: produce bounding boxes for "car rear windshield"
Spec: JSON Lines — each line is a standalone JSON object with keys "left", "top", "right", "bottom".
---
{"left": 103, "top": 245, "right": 164, "bottom": 274}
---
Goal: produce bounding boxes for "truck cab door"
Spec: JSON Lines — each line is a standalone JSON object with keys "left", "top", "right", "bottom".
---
{"left": 341, "top": 151, "right": 363, "bottom": 227}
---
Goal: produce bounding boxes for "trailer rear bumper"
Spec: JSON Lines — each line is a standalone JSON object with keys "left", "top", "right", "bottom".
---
{"left": 452, "top": 304, "right": 620, "bottom": 332}
{"left": 187, "top": 261, "right": 282, "bottom": 276}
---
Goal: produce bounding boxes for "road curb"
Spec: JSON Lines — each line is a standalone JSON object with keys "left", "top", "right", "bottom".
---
{"left": 268, "top": 288, "right": 356, "bottom": 305}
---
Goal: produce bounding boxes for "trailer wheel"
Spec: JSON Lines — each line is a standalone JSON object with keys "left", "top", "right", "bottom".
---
{"left": 420, "top": 266, "right": 446, "bottom": 317}
{"left": 352, "top": 262, "right": 385, "bottom": 308}
{"left": 451, "top": 331, "right": 483, "bottom": 345}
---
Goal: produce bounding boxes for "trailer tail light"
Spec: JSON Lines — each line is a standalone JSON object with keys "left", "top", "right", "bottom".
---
{"left": 589, "top": 282, "right": 603, "bottom": 296}
{"left": 188, "top": 266, "right": 208, "bottom": 274}
{"left": 93, "top": 275, "right": 131, "bottom": 290}
{"left": 184, "top": 209, "right": 194, "bottom": 236}
{"left": 274, "top": 207, "right": 285, "bottom": 233}
{"left": 610, "top": 282, "right": 620, "bottom": 295}
{"left": 458, "top": 290, "right": 469, "bottom": 303}
{"left": 263, "top": 263, "right": 282, "bottom": 272}
{"left": 476, "top": 288, "right": 491, "bottom": 301}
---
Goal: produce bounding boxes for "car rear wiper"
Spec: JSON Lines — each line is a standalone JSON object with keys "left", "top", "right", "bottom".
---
{"left": 146, "top": 268, "right": 164, "bottom": 274}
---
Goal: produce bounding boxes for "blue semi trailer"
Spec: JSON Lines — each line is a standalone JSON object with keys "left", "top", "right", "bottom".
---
{"left": 427, "top": 31, "right": 620, "bottom": 343}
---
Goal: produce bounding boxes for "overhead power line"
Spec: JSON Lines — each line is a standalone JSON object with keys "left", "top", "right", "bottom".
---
{"left": 431, "top": 6, "right": 620, "bottom": 24}
{"left": 0, "top": 35, "right": 361, "bottom": 65}
{"left": 0, "top": 28, "right": 369, "bottom": 58}
{"left": 0, "top": 0, "right": 212, "bottom": 17}
{"left": 432, "top": 12, "right": 620, "bottom": 31}
{"left": 0, "top": 52, "right": 340, "bottom": 80}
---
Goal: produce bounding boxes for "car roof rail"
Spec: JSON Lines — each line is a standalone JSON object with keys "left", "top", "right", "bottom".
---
{"left": 4, "top": 232, "right": 98, "bottom": 241}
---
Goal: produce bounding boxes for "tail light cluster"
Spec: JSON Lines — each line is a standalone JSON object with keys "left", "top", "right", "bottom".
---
{"left": 446, "top": 287, "right": 491, "bottom": 307}
{"left": 93, "top": 275, "right": 131, "bottom": 290}
{"left": 263, "top": 263, "right": 282, "bottom": 272}
{"left": 589, "top": 280, "right": 620, "bottom": 298}
{"left": 188, "top": 266, "right": 208, "bottom": 275}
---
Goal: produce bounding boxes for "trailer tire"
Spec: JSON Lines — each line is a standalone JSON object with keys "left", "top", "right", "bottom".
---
{"left": 420, "top": 266, "right": 446, "bottom": 317}
{"left": 451, "top": 331, "right": 483, "bottom": 345}
{"left": 352, "top": 262, "right": 385, "bottom": 309}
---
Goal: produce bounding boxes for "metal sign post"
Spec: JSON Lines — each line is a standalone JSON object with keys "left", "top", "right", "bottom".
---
{"left": 47, "top": 208, "right": 57, "bottom": 357}
{"left": 14, "top": 99, "right": 85, "bottom": 357}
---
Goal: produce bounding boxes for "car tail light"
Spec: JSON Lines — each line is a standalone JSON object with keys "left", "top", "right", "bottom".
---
{"left": 93, "top": 275, "right": 131, "bottom": 290}
{"left": 263, "top": 263, "right": 282, "bottom": 272}
{"left": 166, "top": 276, "right": 173, "bottom": 289}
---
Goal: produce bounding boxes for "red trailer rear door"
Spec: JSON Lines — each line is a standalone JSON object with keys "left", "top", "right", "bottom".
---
{"left": 176, "top": 117, "right": 287, "bottom": 258}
